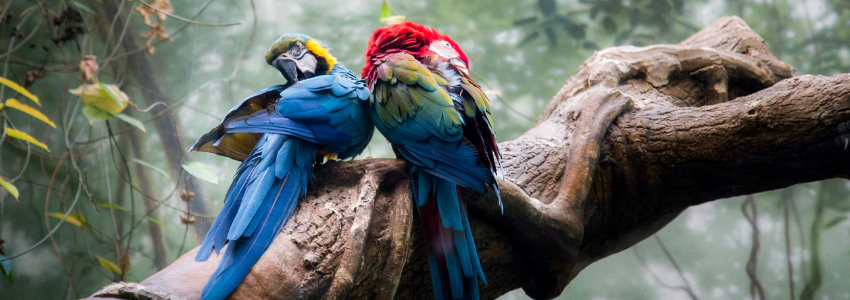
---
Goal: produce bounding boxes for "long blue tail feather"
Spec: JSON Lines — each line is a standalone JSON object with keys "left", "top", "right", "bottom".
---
{"left": 196, "top": 155, "right": 259, "bottom": 260}
{"left": 413, "top": 166, "right": 485, "bottom": 300}
{"left": 195, "top": 134, "right": 316, "bottom": 300}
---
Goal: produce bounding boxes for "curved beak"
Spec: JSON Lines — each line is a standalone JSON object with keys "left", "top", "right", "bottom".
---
{"left": 448, "top": 57, "right": 469, "bottom": 76}
{"left": 272, "top": 52, "right": 318, "bottom": 83}
{"left": 273, "top": 57, "right": 299, "bottom": 83}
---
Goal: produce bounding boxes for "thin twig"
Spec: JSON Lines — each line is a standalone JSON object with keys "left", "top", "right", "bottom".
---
{"left": 800, "top": 182, "right": 826, "bottom": 300}
{"left": 782, "top": 188, "right": 797, "bottom": 300}
{"left": 654, "top": 236, "right": 699, "bottom": 300}
{"left": 800, "top": 0, "right": 823, "bottom": 74}
{"left": 43, "top": 152, "right": 79, "bottom": 297}
{"left": 0, "top": 180, "right": 84, "bottom": 261}
{"left": 137, "top": 0, "right": 243, "bottom": 27}
{"left": 102, "top": 0, "right": 129, "bottom": 58}
{"left": 741, "top": 195, "right": 767, "bottom": 300}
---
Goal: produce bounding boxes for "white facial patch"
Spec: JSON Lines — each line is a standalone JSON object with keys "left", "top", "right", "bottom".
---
{"left": 429, "top": 40, "right": 459, "bottom": 59}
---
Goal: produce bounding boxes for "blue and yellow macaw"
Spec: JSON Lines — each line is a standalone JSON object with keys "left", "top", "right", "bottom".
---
{"left": 362, "top": 22, "right": 502, "bottom": 300}
{"left": 190, "top": 34, "right": 373, "bottom": 300}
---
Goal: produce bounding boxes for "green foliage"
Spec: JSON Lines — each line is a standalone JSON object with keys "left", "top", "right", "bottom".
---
{"left": 130, "top": 158, "right": 171, "bottom": 180}
{"left": 96, "top": 256, "right": 122, "bottom": 276}
{"left": 182, "top": 162, "right": 219, "bottom": 185}
{"left": 379, "top": 1, "right": 406, "bottom": 25}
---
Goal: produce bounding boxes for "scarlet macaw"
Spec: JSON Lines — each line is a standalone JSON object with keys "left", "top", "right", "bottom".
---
{"left": 362, "top": 22, "right": 501, "bottom": 300}
{"left": 191, "top": 33, "right": 373, "bottom": 300}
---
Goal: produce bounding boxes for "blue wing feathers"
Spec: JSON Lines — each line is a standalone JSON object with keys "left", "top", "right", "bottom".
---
{"left": 196, "top": 66, "right": 373, "bottom": 300}
{"left": 199, "top": 136, "right": 316, "bottom": 300}
{"left": 226, "top": 75, "right": 371, "bottom": 152}
{"left": 195, "top": 157, "right": 258, "bottom": 261}
{"left": 274, "top": 139, "right": 294, "bottom": 177}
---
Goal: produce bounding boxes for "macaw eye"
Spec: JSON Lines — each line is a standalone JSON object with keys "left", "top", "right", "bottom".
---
{"left": 292, "top": 42, "right": 305, "bottom": 55}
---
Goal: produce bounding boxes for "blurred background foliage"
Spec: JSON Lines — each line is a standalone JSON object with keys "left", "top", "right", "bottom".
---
{"left": 0, "top": 0, "right": 847, "bottom": 299}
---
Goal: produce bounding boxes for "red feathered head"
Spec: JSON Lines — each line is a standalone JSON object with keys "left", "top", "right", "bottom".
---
{"left": 363, "top": 21, "right": 470, "bottom": 82}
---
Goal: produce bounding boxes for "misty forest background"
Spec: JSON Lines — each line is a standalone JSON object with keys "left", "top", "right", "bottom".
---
{"left": 0, "top": 0, "right": 848, "bottom": 299}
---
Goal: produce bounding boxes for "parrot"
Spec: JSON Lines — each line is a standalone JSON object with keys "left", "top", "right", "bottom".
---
{"left": 189, "top": 33, "right": 373, "bottom": 300}
{"left": 362, "top": 21, "right": 501, "bottom": 300}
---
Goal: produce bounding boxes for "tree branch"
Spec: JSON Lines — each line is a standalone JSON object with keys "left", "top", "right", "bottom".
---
{"left": 88, "top": 16, "right": 850, "bottom": 300}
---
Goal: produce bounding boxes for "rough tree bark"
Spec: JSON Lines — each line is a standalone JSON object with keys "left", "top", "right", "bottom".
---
{"left": 88, "top": 17, "right": 850, "bottom": 300}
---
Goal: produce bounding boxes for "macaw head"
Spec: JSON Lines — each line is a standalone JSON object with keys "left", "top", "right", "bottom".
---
{"left": 363, "top": 21, "right": 470, "bottom": 81}
{"left": 265, "top": 33, "right": 337, "bottom": 83}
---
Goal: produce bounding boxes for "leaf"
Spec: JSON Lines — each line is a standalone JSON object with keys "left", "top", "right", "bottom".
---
{"left": 3, "top": 98, "right": 56, "bottom": 128}
{"left": 0, "top": 254, "right": 12, "bottom": 283}
{"left": 96, "top": 255, "right": 122, "bottom": 275}
{"left": 602, "top": 16, "right": 617, "bottom": 34}
{"left": 0, "top": 77, "right": 39, "bottom": 106}
{"left": 672, "top": 0, "right": 684, "bottom": 13}
{"left": 72, "top": 1, "right": 95, "bottom": 14}
{"left": 513, "top": 16, "right": 539, "bottom": 26}
{"left": 70, "top": 83, "right": 129, "bottom": 114}
{"left": 78, "top": 55, "right": 98, "bottom": 83}
{"left": 115, "top": 113, "right": 146, "bottom": 132}
{"left": 130, "top": 158, "right": 170, "bottom": 180}
{"left": 95, "top": 80, "right": 124, "bottom": 107}
{"left": 81, "top": 105, "right": 113, "bottom": 124}
{"left": 379, "top": 1, "right": 392, "bottom": 20}
{"left": 48, "top": 212, "right": 88, "bottom": 231}
{"left": 560, "top": 19, "right": 586, "bottom": 40}
{"left": 0, "top": 177, "right": 18, "bottom": 201}
{"left": 520, "top": 31, "right": 540, "bottom": 44}
{"left": 543, "top": 25, "right": 557, "bottom": 45}
{"left": 378, "top": 0, "right": 405, "bottom": 24}
{"left": 380, "top": 15, "right": 406, "bottom": 25}
{"left": 614, "top": 29, "right": 632, "bottom": 46}
{"left": 97, "top": 203, "right": 130, "bottom": 212}
{"left": 4, "top": 128, "right": 49, "bottom": 152}
{"left": 145, "top": 216, "right": 170, "bottom": 230}
{"left": 824, "top": 216, "right": 848, "bottom": 229}
{"left": 182, "top": 162, "right": 218, "bottom": 184}
{"left": 582, "top": 41, "right": 598, "bottom": 50}
{"left": 538, "top": 0, "right": 556, "bottom": 16}
{"left": 590, "top": 5, "right": 600, "bottom": 19}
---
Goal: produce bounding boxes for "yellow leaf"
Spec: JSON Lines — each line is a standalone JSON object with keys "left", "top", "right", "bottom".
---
{"left": 96, "top": 255, "right": 123, "bottom": 275}
{"left": 69, "top": 83, "right": 129, "bottom": 114}
{"left": 48, "top": 212, "right": 87, "bottom": 229}
{"left": 0, "top": 177, "right": 18, "bottom": 201}
{"left": 4, "top": 99, "right": 56, "bottom": 128}
{"left": 4, "top": 128, "right": 49, "bottom": 152}
{"left": 0, "top": 77, "right": 39, "bottom": 106}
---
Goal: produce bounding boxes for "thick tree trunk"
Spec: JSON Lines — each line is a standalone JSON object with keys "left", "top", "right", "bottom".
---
{"left": 88, "top": 17, "right": 850, "bottom": 300}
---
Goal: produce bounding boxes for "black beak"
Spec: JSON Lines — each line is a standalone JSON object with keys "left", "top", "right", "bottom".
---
{"left": 273, "top": 58, "right": 299, "bottom": 83}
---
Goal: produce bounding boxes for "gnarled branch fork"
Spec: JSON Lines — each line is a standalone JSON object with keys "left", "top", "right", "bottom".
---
{"left": 89, "top": 17, "right": 850, "bottom": 300}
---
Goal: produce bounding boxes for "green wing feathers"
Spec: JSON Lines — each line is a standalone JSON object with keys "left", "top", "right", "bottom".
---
{"left": 372, "top": 53, "right": 461, "bottom": 135}
{"left": 459, "top": 76, "right": 495, "bottom": 131}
